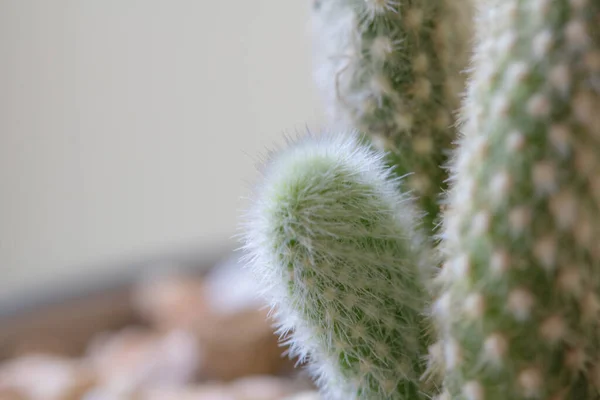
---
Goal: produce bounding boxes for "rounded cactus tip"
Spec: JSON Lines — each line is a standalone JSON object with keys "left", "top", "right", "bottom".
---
{"left": 241, "top": 129, "right": 436, "bottom": 400}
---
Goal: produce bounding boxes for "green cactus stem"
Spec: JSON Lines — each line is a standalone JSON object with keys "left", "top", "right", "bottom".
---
{"left": 242, "top": 131, "right": 436, "bottom": 400}
{"left": 311, "top": 0, "right": 472, "bottom": 232}
{"left": 436, "top": 1, "right": 600, "bottom": 399}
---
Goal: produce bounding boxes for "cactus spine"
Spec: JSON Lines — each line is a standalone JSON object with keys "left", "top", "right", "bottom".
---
{"left": 312, "top": 0, "right": 472, "bottom": 231}
{"left": 242, "top": 132, "right": 435, "bottom": 400}
{"left": 437, "top": 1, "right": 600, "bottom": 399}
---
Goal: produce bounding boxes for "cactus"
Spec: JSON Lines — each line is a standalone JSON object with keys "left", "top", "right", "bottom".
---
{"left": 242, "top": 131, "right": 436, "bottom": 400}
{"left": 436, "top": 1, "right": 600, "bottom": 399}
{"left": 311, "top": 0, "right": 472, "bottom": 231}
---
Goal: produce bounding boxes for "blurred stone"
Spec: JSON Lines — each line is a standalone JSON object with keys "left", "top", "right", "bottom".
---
{"left": 138, "top": 384, "right": 235, "bottom": 400}
{"left": 80, "top": 386, "right": 134, "bottom": 400}
{"left": 138, "top": 376, "right": 311, "bottom": 400}
{"left": 132, "top": 273, "right": 209, "bottom": 330}
{"left": 0, "top": 355, "right": 95, "bottom": 400}
{"left": 228, "top": 376, "right": 303, "bottom": 400}
{"left": 193, "top": 308, "right": 293, "bottom": 381}
{"left": 203, "top": 255, "right": 264, "bottom": 316}
{"left": 281, "top": 392, "right": 321, "bottom": 400}
{"left": 11, "top": 337, "right": 77, "bottom": 359}
{"left": 0, "top": 388, "right": 27, "bottom": 400}
{"left": 86, "top": 328, "right": 199, "bottom": 391}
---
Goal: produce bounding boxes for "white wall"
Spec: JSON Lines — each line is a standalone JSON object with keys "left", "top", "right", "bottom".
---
{"left": 0, "top": 1, "right": 324, "bottom": 293}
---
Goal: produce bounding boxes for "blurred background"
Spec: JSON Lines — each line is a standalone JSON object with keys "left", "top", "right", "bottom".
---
{"left": 1, "top": 0, "right": 324, "bottom": 298}
{"left": 0, "top": 1, "right": 324, "bottom": 398}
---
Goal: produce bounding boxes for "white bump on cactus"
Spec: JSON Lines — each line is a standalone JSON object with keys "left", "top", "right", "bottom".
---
{"left": 483, "top": 333, "right": 508, "bottom": 365}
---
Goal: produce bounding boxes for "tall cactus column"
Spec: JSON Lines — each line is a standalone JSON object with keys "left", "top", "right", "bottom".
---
{"left": 437, "top": 1, "right": 600, "bottom": 399}
{"left": 312, "top": 0, "right": 471, "bottom": 231}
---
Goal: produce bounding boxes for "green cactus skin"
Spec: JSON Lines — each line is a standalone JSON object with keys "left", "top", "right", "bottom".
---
{"left": 242, "top": 131, "right": 436, "bottom": 400}
{"left": 311, "top": 0, "right": 472, "bottom": 232}
{"left": 436, "top": 1, "right": 600, "bottom": 399}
